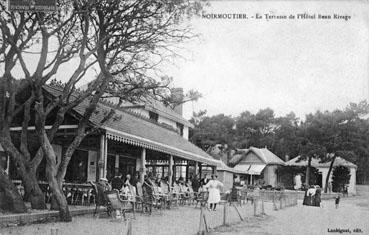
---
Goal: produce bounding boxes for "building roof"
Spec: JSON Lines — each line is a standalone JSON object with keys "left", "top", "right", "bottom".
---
{"left": 285, "top": 156, "right": 357, "bottom": 169}
{"left": 80, "top": 81, "right": 193, "bottom": 128}
{"left": 44, "top": 85, "right": 217, "bottom": 166}
{"left": 248, "top": 147, "right": 285, "bottom": 165}
{"left": 217, "top": 160, "right": 244, "bottom": 174}
{"left": 141, "top": 99, "right": 194, "bottom": 128}
{"left": 229, "top": 147, "right": 285, "bottom": 166}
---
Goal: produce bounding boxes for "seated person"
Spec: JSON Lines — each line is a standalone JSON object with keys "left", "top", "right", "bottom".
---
{"left": 179, "top": 181, "right": 189, "bottom": 197}
{"left": 172, "top": 181, "right": 181, "bottom": 197}
{"left": 122, "top": 183, "right": 136, "bottom": 202}
{"left": 124, "top": 174, "right": 131, "bottom": 186}
{"left": 155, "top": 174, "right": 162, "bottom": 187}
{"left": 160, "top": 178, "right": 170, "bottom": 194}
{"left": 96, "top": 177, "right": 111, "bottom": 206}
{"left": 111, "top": 173, "right": 124, "bottom": 191}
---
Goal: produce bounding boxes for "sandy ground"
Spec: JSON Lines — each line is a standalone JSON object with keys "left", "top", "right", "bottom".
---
{"left": 0, "top": 202, "right": 263, "bottom": 235}
{"left": 1, "top": 195, "right": 368, "bottom": 235}
{"left": 213, "top": 195, "right": 369, "bottom": 235}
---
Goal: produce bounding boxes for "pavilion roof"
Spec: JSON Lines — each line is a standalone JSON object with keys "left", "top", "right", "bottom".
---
{"left": 285, "top": 156, "right": 357, "bottom": 169}
{"left": 44, "top": 85, "right": 218, "bottom": 166}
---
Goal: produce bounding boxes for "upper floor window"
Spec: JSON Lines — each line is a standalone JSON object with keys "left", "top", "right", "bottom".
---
{"left": 149, "top": 111, "right": 159, "bottom": 122}
{"left": 176, "top": 122, "right": 184, "bottom": 136}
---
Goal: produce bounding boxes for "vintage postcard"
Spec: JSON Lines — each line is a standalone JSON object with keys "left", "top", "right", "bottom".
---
{"left": 0, "top": 0, "right": 368, "bottom": 234}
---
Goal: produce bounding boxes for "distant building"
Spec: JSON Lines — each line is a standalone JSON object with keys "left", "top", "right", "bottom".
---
{"left": 216, "top": 160, "right": 243, "bottom": 192}
{"left": 230, "top": 147, "right": 285, "bottom": 187}
{"left": 285, "top": 156, "right": 357, "bottom": 195}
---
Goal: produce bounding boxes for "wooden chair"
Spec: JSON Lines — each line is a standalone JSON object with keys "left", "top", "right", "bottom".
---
{"left": 228, "top": 187, "right": 242, "bottom": 207}
{"left": 89, "top": 181, "right": 112, "bottom": 217}
{"left": 104, "top": 190, "right": 135, "bottom": 220}
{"left": 195, "top": 191, "right": 208, "bottom": 208}
{"left": 179, "top": 184, "right": 190, "bottom": 205}
{"left": 187, "top": 185, "right": 196, "bottom": 205}
{"left": 152, "top": 182, "right": 170, "bottom": 209}
{"left": 135, "top": 183, "right": 146, "bottom": 213}
{"left": 140, "top": 181, "right": 163, "bottom": 214}
{"left": 160, "top": 181, "right": 177, "bottom": 209}
{"left": 172, "top": 183, "right": 185, "bottom": 205}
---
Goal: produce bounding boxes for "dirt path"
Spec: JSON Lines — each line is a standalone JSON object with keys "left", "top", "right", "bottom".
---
{"left": 213, "top": 196, "right": 369, "bottom": 235}
{"left": 1, "top": 193, "right": 368, "bottom": 235}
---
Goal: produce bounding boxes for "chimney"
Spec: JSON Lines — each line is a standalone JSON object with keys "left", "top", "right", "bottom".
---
{"left": 285, "top": 155, "right": 289, "bottom": 161}
{"left": 172, "top": 87, "right": 184, "bottom": 116}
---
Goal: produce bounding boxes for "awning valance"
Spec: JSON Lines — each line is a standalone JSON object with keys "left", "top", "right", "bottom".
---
{"left": 248, "top": 165, "right": 266, "bottom": 175}
{"left": 233, "top": 164, "right": 266, "bottom": 175}
{"left": 104, "top": 127, "right": 219, "bottom": 166}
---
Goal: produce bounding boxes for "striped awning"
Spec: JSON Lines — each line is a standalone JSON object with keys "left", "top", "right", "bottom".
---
{"left": 104, "top": 127, "right": 219, "bottom": 166}
{"left": 233, "top": 164, "right": 266, "bottom": 175}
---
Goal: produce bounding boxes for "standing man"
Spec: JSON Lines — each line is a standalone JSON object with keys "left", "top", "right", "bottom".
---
{"left": 131, "top": 171, "right": 140, "bottom": 192}
{"left": 201, "top": 173, "right": 210, "bottom": 187}
{"left": 192, "top": 174, "right": 200, "bottom": 192}
{"left": 111, "top": 172, "right": 124, "bottom": 191}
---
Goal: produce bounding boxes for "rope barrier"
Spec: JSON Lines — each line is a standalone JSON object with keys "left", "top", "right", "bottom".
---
{"left": 233, "top": 204, "right": 244, "bottom": 221}
{"left": 195, "top": 190, "right": 299, "bottom": 233}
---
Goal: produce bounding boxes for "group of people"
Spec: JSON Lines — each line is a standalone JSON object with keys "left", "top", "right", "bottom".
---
{"left": 95, "top": 171, "right": 224, "bottom": 211}
{"left": 95, "top": 172, "right": 140, "bottom": 204}
{"left": 303, "top": 185, "right": 322, "bottom": 207}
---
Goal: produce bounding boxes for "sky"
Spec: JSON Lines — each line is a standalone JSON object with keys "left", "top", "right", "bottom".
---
{"left": 4, "top": 1, "right": 369, "bottom": 121}
{"left": 164, "top": 0, "right": 369, "bottom": 120}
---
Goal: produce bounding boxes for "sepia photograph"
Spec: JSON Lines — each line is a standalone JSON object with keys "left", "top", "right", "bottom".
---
{"left": 0, "top": 0, "right": 369, "bottom": 234}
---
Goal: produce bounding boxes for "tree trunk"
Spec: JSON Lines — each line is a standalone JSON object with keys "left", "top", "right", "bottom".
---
{"left": 305, "top": 156, "right": 312, "bottom": 186}
{"left": 0, "top": 170, "right": 27, "bottom": 213}
{"left": 21, "top": 169, "right": 47, "bottom": 210}
{"left": 50, "top": 194, "right": 59, "bottom": 210}
{"left": 47, "top": 176, "right": 71, "bottom": 221}
{"left": 42, "top": 136, "right": 72, "bottom": 222}
{"left": 0, "top": 134, "right": 46, "bottom": 210}
{"left": 324, "top": 155, "right": 336, "bottom": 193}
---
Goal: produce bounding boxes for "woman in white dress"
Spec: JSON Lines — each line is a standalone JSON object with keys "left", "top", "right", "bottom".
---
{"left": 205, "top": 175, "right": 224, "bottom": 211}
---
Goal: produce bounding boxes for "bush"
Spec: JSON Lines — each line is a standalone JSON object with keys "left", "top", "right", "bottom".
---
{"left": 332, "top": 166, "right": 350, "bottom": 193}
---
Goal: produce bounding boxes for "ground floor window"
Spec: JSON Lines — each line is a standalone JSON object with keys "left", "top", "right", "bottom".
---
{"left": 107, "top": 155, "right": 137, "bottom": 180}
{"left": 65, "top": 149, "right": 88, "bottom": 183}
{"left": 146, "top": 165, "right": 169, "bottom": 179}
{"left": 119, "top": 157, "right": 136, "bottom": 178}
{"left": 106, "top": 154, "right": 116, "bottom": 180}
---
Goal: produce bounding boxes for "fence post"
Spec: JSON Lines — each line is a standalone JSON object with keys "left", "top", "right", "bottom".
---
{"left": 198, "top": 207, "right": 204, "bottom": 235}
{"left": 126, "top": 220, "right": 133, "bottom": 235}
{"left": 223, "top": 203, "right": 228, "bottom": 226}
{"left": 279, "top": 193, "right": 282, "bottom": 209}
{"left": 284, "top": 194, "right": 286, "bottom": 207}
{"left": 51, "top": 228, "right": 58, "bottom": 235}
{"left": 253, "top": 197, "right": 257, "bottom": 216}
{"left": 273, "top": 191, "right": 278, "bottom": 210}
{"left": 261, "top": 198, "right": 265, "bottom": 215}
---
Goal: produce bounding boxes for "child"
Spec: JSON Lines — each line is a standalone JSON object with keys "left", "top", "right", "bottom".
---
{"left": 335, "top": 195, "right": 340, "bottom": 209}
